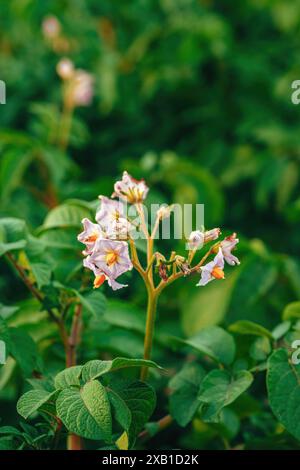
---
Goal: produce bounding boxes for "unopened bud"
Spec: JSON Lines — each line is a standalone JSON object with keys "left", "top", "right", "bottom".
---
{"left": 56, "top": 58, "right": 74, "bottom": 80}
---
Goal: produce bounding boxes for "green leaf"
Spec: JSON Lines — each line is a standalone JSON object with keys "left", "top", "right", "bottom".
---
{"left": 117, "top": 381, "right": 156, "bottom": 446}
{"left": 271, "top": 321, "right": 291, "bottom": 340}
{"left": 56, "top": 380, "right": 112, "bottom": 442}
{"left": 182, "top": 326, "right": 236, "bottom": 366}
{"left": 81, "top": 357, "right": 161, "bottom": 383}
{"left": 250, "top": 336, "right": 271, "bottom": 361}
{"left": 104, "top": 301, "right": 145, "bottom": 334}
{"left": 0, "top": 304, "right": 19, "bottom": 320}
{"left": 169, "top": 363, "right": 206, "bottom": 427}
{"left": 267, "top": 348, "right": 300, "bottom": 440}
{"left": 0, "top": 218, "right": 27, "bottom": 256}
{"left": 198, "top": 370, "right": 253, "bottom": 422}
{"left": 78, "top": 290, "right": 107, "bottom": 317}
{"left": 108, "top": 389, "right": 132, "bottom": 431}
{"left": 42, "top": 203, "right": 92, "bottom": 230}
{"left": 282, "top": 302, "right": 300, "bottom": 321}
{"left": 30, "top": 262, "right": 52, "bottom": 289}
{"left": 54, "top": 365, "right": 83, "bottom": 390}
{"left": 0, "top": 426, "right": 23, "bottom": 437}
{"left": 181, "top": 271, "right": 236, "bottom": 335}
{"left": 17, "top": 389, "right": 56, "bottom": 419}
{"left": 226, "top": 256, "right": 277, "bottom": 324}
{"left": 0, "top": 320, "right": 41, "bottom": 376}
{"left": 229, "top": 320, "right": 273, "bottom": 340}
{"left": 0, "top": 150, "right": 33, "bottom": 202}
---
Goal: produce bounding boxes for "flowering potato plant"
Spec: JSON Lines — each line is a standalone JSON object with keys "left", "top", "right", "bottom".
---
{"left": 1, "top": 171, "right": 300, "bottom": 451}
{"left": 2, "top": 2, "right": 300, "bottom": 452}
{"left": 78, "top": 172, "right": 240, "bottom": 381}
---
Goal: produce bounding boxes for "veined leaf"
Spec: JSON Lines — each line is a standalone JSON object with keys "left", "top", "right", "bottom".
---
{"left": 81, "top": 357, "right": 161, "bottom": 383}
{"left": 54, "top": 365, "right": 83, "bottom": 390}
{"left": 267, "top": 348, "right": 300, "bottom": 440}
{"left": 17, "top": 390, "right": 56, "bottom": 419}
{"left": 198, "top": 370, "right": 253, "bottom": 422}
{"left": 56, "top": 380, "right": 112, "bottom": 442}
{"left": 169, "top": 362, "right": 206, "bottom": 427}
{"left": 42, "top": 203, "right": 92, "bottom": 230}
{"left": 181, "top": 326, "right": 236, "bottom": 366}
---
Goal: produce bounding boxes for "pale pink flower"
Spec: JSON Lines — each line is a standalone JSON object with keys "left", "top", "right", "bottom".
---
{"left": 196, "top": 248, "right": 225, "bottom": 287}
{"left": 112, "top": 171, "right": 149, "bottom": 204}
{"left": 42, "top": 15, "right": 61, "bottom": 39}
{"left": 83, "top": 259, "right": 128, "bottom": 291}
{"left": 83, "top": 239, "right": 132, "bottom": 290}
{"left": 220, "top": 233, "right": 240, "bottom": 266}
{"left": 188, "top": 228, "right": 220, "bottom": 249}
{"left": 77, "top": 218, "right": 103, "bottom": 255}
{"left": 72, "top": 70, "right": 94, "bottom": 107}
{"left": 96, "top": 196, "right": 132, "bottom": 238}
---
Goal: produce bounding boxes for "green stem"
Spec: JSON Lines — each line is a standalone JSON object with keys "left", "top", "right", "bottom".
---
{"left": 140, "top": 289, "right": 158, "bottom": 381}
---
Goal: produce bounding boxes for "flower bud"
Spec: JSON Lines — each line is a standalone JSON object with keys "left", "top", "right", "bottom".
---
{"left": 157, "top": 204, "right": 174, "bottom": 220}
{"left": 42, "top": 15, "right": 61, "bottom": 40}
{"left": 56, "top": 58, "right": 74, "bottom": 80}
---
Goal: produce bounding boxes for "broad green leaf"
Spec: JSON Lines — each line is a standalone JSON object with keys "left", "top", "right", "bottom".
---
{"left": 282, "top": 302, "right": 300, "bottom": 321}
{"left": 56, "top": 380, "right": 112, "bottom": 442}
{"left": 0, "top": 320, "right": 41, "bottom": 376}
{"left": 198, "top": 370, "right": 253, "bottom": 422}
{"left": 54, "top": 365, "right": 83, "bottom": 390}
{"left": 229, "top": 320, "right": 273, "bottom": 340}
{"left": 0, "top": 304, "right": 19, "bottom": 320}
{"left": 181, "top": 271, "right": 236, "bottom": 335}
{"left": 77, "top": 290, "right": 107, "bottom": 317}
{"left": 250, "top": 336, "right": 271, "bottom": 361}
{"left": 104, "top": 301, "right": 145, "bottom": 334}
{"left": 169, "top": 363, "right": 206, "bottom": 427}
{"left": 108, "top": 389, "right": 132, "bottom": 431}
{"left": 117, "top": 381, "right": 156, "bottom": 446}
{"left": 226, "top": 256, "right": 277, "bottom": 325}
{"left": 81, "top": 357, "right": 161, "bottom": 383}
{"left": 39, "top": 228, "right": 79, "bottom": 250}
{"left": 0, "top": 426, "right": 23, "bottom": 437}
{"left": 0, "top": 150, "right": 33, "bottom": 202}
{"left": 30, "top": 262, "right": 52, "bottom": 289}
{"left": 17, "top": 389, "right": 56, "bottom": 419}
{"left": 42, "top": 203, "right": 91, "bottom": 230}
{"left": 0, "top": 218, "right": 27, "bottom": 256}
{"left": 267, "top": 348, "right": 300, "bottom": 440}
{"left": 182, "top": 326, "right": 236, "bottom": 366}
{"left": 0, "top": 438, "right": 15, "bottom": 450}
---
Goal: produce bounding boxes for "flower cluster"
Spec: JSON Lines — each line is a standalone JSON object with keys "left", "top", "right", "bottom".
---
{"left": 188, "top": 230, "right": 240, "bottom": 286}
{"left": 78, "top": 172, "right": 148, "bottom": 290}
{"left": 78, "top": 171, "right": 240, "bottom": 290}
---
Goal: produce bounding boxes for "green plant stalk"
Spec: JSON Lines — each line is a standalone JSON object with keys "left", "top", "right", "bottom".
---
{"left": 140, "top": 289, "right": 158, "bottom": 381}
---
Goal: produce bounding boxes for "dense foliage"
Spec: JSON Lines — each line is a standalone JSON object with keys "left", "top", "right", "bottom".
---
{"left": 1, "top": 0, "right": 300, "bottom": 451}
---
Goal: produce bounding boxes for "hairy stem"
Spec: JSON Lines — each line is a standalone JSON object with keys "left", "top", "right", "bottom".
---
{"left": 140, "top": 289, "right": 158, "bottom": 381}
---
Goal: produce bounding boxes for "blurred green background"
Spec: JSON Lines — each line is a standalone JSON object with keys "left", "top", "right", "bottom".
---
{"left": 1, "top": 0, "right": 300, "bottom": 449}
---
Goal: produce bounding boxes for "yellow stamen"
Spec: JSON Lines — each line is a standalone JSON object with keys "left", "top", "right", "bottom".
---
{"left": 93, "top": 274, "right": 106, "bottom": 289}
{"left": 211, "top": 266, "right": 225, "bottom": 280}
{"left": 85, "top": 232, "right": 98, "bottom": 243}
{"left": 106, "top": 251, "right": 119, "bottom": 266}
